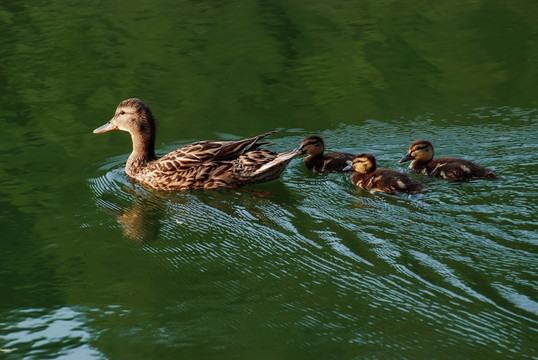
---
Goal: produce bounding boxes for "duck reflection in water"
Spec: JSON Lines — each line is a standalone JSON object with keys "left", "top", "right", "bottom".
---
{"left": 111, "top": 186, "right": 172, "bottom": 245}
{"left": 99, "top": 179, "right": 301, "bottom": 245}
{"left": 117, "top": 202, "right": 163, "bottom": 245}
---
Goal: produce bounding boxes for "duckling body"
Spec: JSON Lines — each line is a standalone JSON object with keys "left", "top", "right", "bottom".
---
{"left": 300, "top": 135, "right": 355, "bottom": 172}
{"left": 347, "top": 153, "right": 427, "bottom": 194}
{"left": 399, "top": 139, "right": 495, "bottom": 181}
{"left": 93, "top": 98, "right": 301, "bottom": 191}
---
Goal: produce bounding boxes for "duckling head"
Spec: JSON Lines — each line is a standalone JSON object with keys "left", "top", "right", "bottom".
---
{"left": 300, "top": 135, "right": 325, "bottom": 156}
{"left": 399, "top": 139, "right": 434, "bottom": 164}
{"left": 349, "top": 153, "right": 377, "bottom": 174}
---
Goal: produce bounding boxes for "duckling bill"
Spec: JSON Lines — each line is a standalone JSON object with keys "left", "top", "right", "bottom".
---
{"left": 345, "top": 153, "right": 427, "bottom": 194}
{"left": 300, "top": 135, "right": 355, "bottom": 172}
{"left": 399, "top": 139, "right": 495, "bottom": 180}
{"left": 93, "top": 98, "right": 301, "bottom": 191}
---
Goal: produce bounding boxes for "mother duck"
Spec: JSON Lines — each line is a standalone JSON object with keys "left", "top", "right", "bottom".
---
{"left": 93, "top": 98, "right": 301, "bottom": 191}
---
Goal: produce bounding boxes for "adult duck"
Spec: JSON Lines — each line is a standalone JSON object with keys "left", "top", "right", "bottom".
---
{"left": 399, "top": 139, "right": 495, "bottom": 180}
{"left": 345, "top": 153, "right": 427, "bottom": 194}
{"left": 93, "top": 98, "right": 301, "bottom": 191}
{"left": 299, "top": 135, "right": 355, "bottom": 172}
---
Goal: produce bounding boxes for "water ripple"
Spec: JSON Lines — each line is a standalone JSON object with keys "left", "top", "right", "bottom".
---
{"left": 83, "top": 107, "right": 537, "bottom": 357}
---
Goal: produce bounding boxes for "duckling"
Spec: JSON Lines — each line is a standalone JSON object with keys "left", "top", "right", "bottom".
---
{"left": 345, "top": 153, "right": 428, "bottom": 194}
{"left": 299, "top": 135, "right": 355, "bottom": 172}
{"left": 93, "top": 98, "right": 301, "bottom": 191}
{"left": 399, "top": 139, "right": 495, "bottom": 180}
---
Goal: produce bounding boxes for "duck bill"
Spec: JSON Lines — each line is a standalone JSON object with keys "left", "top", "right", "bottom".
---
{"left": 93, "top": 119, "right": 118, "bottom": 134}
{"left": 342, "top": 164, "right": 352, "bottom": 171}
{"left": 398, "top": 153, "right": 413, "bottom": 164}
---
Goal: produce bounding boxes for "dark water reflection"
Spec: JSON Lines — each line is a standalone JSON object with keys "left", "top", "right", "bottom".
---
{"left": 1, "top": 0, "right": 537, "bottom": 358}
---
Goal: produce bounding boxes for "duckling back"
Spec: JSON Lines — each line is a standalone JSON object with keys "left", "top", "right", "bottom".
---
{"left": 305, "top": 152, "right": 355, "bottom": 173}
{"left": 420, "top": 157, "right": 495, "bottom": 180}
{"left": 300, "top": 135, "right": 355, "bottom": 172}
{"left": 351, "top": 168, "right": 427, "bottom": 194}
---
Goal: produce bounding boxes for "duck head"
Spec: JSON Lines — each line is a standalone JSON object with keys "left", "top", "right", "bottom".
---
{"left": 300, "top": 135, "right": 325, "bottom": 156}
{"left": 94, "top": 98, "right": 156, "bottom": 135}
{"left": 93, "top": 98, "right": 156, "bottom": 159}
{"left": 399, "top": 139, "right": 434, "bottom": 164}
{"left": 344, "top": 153, "right": 377, "bottom": 173}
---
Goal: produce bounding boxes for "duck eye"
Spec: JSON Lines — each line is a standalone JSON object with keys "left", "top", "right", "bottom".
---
{"left": 119, "top": 110, "right": 125, "bottom": 115}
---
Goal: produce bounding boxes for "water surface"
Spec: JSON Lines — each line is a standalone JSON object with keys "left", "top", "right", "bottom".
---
{"left": 0, "top": 1, "right": 537, "bottom": 359}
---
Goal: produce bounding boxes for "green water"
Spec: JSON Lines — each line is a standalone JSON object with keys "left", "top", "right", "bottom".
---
{"left": 1, "top": 0, "right": 537, "bottom": 359}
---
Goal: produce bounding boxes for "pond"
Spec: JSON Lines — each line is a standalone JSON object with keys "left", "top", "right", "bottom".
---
{"left": 0, "top": 0, "right": 537, "bottom": 359}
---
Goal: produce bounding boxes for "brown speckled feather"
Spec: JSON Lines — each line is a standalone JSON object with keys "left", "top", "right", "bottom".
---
{"left": 137, "top": 147, "right": 301, "bottom": 191}
{"left": 152, "top": 130, "right": 278, "bottom": 173}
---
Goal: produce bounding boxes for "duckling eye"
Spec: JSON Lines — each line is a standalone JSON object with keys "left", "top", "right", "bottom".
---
{"left": 119, "top": 110, "right": 125, "bottom": 115}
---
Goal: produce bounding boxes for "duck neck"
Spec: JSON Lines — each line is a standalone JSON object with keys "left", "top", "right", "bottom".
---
{"left": 304, "top": 153, "right": 322, "bottom": 169}
{"left": 126, "top": 131, "right": 157, "bottom": 172}
{"left": 305, "top": 150, "right": 324, "bottom": 162}
{"left": 350, "top": 172, "right": 365, "bottom": 185}
{"left": 410, "top": 159, "right": 428, "bottom": 171}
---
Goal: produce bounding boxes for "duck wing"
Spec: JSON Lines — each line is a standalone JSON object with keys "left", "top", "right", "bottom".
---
{"left": 152, "top": 130, "right": 280, "bottom": 172}
{"left": 233, "top": 148, "right": 302, "bottom": 185}
{"left": 212, "top": 130, "right": 279, "bottom": 160}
